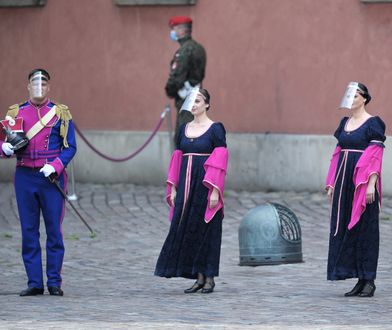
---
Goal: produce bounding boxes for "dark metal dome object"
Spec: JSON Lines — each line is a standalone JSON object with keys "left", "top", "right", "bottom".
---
{"left": 238, "top": 203, "right": 303, "bottom": 266}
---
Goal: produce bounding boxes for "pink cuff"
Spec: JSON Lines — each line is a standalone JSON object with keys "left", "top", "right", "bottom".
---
{"left": 50, "top": 157, "right": 64, "bottom": 175}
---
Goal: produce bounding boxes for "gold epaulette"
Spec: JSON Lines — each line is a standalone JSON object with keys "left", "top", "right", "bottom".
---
{"left": 6, "top": 104, "right": 20, "bottom": 118}
{"left": 55, "top": 103, "right": 73, "bottom": 148}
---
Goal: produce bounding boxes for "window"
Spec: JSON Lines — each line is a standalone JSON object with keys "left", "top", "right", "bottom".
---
{"left": 114, "top": 0, "right": 197, "bottom": 5}
{"left": 0, "top": 0, "right": 46, "bottom": 7}
{"left": 360, "top": 0, "right": 392, "bottom": 3}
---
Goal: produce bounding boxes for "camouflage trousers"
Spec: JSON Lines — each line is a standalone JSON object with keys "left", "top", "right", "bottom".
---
{"left": 174, "top": 98, "right": 194, "bottom": 144}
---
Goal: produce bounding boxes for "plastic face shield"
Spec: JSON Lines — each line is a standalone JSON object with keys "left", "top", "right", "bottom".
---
{"left": 180, "top": 86, "right": 200, "bottom": 112}
{"left": 29, "top": 71, "right": 47, "bottom": 98}
{"left": 339, "top": 82, "right": 359, "bottom": 109}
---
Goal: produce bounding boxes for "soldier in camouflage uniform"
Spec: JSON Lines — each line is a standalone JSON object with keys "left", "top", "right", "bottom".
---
{"left": 165, "top": 16, "right": 207, "bottom": 142}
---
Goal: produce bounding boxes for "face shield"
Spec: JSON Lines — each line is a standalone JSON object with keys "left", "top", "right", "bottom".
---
{"left": 180, "top": 86, "right": 200, "bottom": 112}
{"left": 339, "top": 82, "right": 359, "bottom": 109}
{"left": 29, "top": 71, "right": 47, "bottom": 98}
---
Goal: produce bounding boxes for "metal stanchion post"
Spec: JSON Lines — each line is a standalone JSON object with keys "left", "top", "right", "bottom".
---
{"left": 165, "top": 104, "right": 175, "bottom": 152}
{"left": 67, "top": 160, "right": 78, "bottom": 201}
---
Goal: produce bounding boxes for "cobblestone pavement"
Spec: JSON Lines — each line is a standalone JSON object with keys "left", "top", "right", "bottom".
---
{"left": 1, "top": 182, "right": 392, "bottom": 330}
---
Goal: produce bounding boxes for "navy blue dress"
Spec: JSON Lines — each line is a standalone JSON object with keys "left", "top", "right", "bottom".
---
{"left": 327, "top": 116, "right": 386, "bottom": 281}
{"left": 155, "top": 122, "right": 227, "bottom": 279}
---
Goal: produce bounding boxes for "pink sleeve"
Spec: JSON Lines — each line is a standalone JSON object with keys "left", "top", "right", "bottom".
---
{"left": 325, "top": 146, "right": 342, "bottom": 189}
{"left": 166, "top": 149, "right": 183, "bottom": 221}
{"left": 349, "top": 145, "right": 384, "bottom": 230}
{"left": 203, "top": 147, "right": 229, "bottom": 222}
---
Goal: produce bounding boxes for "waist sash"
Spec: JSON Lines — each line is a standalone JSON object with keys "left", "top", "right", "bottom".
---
{"left": 183, "top": 153, "right": 211, "bottom": 157}
{"left": 18, "top": 149, "right": 61, "bottom": 160}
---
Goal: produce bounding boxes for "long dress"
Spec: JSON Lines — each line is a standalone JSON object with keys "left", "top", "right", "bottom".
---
{"left": 327, "top": 116, "right": 386, "bottom": 281}
{"left": 155, "top": 122, "right": 227, "bottom": 279}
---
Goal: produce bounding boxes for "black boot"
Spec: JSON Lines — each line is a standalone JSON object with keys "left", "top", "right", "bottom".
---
{"left": 48, "top": 286, "right": 64, "bottom": 296}
{"left": 344, "top": 279, "right": 365, "bottom": 297}
{"left": 19, "top": 287, "right": 44, "bottom": 296}
{"left": 358, "top": 280, "right": 376, "bottom": 297}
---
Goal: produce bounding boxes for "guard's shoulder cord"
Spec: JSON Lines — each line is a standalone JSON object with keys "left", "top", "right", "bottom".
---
{"left": 6, "top": 104, "right": 20, "bottom": 118}
{"left": 54, "top": 102, "right": 72, "bottom": 148}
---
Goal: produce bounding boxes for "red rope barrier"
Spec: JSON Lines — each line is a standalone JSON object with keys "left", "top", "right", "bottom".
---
{"left": 74, "top": 110, "right": 167, "bottom": 162}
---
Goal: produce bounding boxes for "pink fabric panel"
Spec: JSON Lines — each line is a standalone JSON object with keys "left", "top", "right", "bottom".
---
{"left": 51, "top": 157, "right": 65, "bottom": 175}
{"left": 349, "top": 145, "right": 384, "bottom": 230}
{"left": 166, "top": 149, "right": 183, "bottom": 221}
{"left": 20, "top": 101, "right": 54, "bottom": 144}
{"left": 203, "top": 147, "right": 229, "bottom": 222}
{"left": 13, "top": 101, "right": 57, "bottom": 168}
{"left": 325, "top": 146, "right": 342, "bottom": 189}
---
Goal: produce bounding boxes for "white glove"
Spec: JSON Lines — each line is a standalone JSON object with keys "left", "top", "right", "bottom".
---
{"left": 40, "top": 164, "right": 56, "bottom": 177}
{"left": 1, "top": 143, "right": 14, "bottom": 156}
{"left": 177, "top": 81, "right": 193, "bottom": 99}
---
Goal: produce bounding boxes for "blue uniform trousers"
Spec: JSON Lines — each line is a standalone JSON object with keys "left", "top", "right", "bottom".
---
{"left": 14, "top": 167, "right": 66, "bottom": 288}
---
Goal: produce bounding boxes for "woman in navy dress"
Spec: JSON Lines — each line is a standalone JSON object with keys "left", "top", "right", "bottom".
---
{"left": 155, "top": 88, "right": 228, "bottom": 294}
{"left": 326, "top": 83, "right": 386, "bottom": 297}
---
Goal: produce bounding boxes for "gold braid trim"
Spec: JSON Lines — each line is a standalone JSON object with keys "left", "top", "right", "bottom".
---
{"left": 6, "top": 104, "right": 20, "bottom": 119}
{"left": 55, "top": 103, "right": 72, "bottom": 148}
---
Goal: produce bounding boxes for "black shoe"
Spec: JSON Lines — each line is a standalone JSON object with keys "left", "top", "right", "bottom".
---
{"left": 358, "top": 282, "right": 376, "bottom": 297}
{"left": 201, "top": 281, "right": 215, "bottom": 294}
{"left": 344, "top": 280, "right": 365, "bottom": 297}
{"left": 19, "top": 287, "right": 44, "bottom": 296}
{"left": 48, "top": 286, "right": 64, "bottom": 296}
{"left": 184, "top": 281, "right": 204, "bottom": 294}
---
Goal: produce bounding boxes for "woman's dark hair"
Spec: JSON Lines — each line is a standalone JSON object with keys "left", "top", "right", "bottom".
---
{"left": 357, "top": 82, "right": 371, "bottom": 105}
{"left": 198, "top": 88, "right": 211, "bottom": 110}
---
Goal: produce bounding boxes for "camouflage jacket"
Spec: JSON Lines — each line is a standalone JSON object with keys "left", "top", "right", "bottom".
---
{"left": 165, "top": 36, "right": 206, "bottom": 100}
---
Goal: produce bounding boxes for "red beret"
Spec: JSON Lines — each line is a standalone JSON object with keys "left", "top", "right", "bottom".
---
{"left": 168, "top": 16, "right": 192, "bottom": 27}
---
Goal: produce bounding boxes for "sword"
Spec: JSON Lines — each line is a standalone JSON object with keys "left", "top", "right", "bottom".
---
{"left": 48, "top": 174, "right": 95, "bottom": 235}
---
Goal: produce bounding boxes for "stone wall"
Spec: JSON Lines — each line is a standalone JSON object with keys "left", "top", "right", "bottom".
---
{"left": 2, "top": 131, "right": 391, "bottom": 194}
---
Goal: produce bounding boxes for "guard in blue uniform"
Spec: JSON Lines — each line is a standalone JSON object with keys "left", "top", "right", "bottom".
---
{"left": 0, "top": 69, "right": 77, "bottom": 296}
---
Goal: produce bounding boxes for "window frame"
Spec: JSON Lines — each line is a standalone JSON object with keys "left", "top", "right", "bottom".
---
{"left": 113, "top": 0, "right": 197, "bottom": 6}
{"left": 360, "top": 0, "right": 392, "bottom": 3}
{"left": 0, "top": 0, "right": 46, "bottom": 7}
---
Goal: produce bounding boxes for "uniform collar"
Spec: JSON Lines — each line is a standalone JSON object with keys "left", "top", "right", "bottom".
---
{"left": 28, "top": 98, "right": 50, "bottom": 109}
{"left": 178, "top": 35, "right": 192, "bottom": 45}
